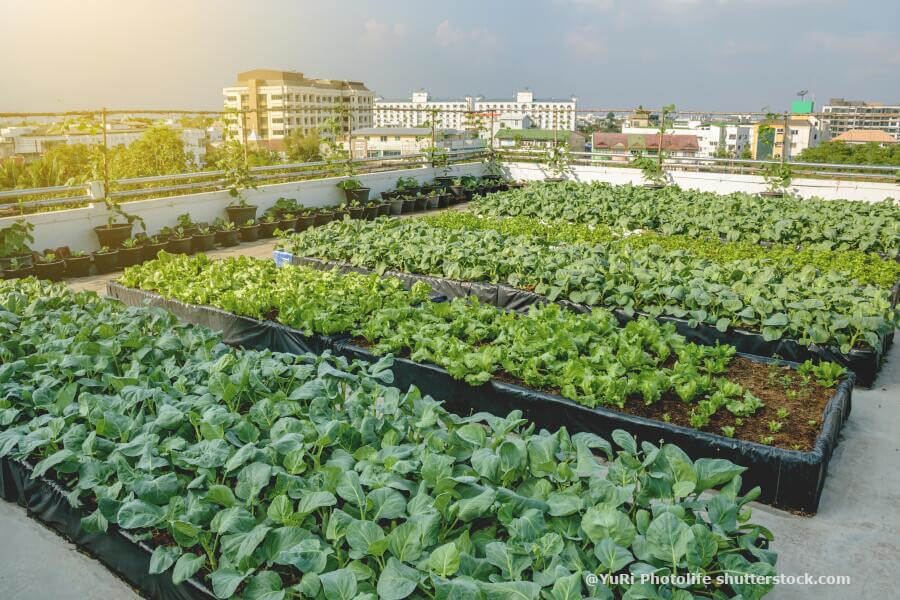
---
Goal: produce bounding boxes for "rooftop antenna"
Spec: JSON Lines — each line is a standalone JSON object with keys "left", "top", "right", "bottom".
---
{"left": 797, "top": 90, "right": 808, "bottom": 101}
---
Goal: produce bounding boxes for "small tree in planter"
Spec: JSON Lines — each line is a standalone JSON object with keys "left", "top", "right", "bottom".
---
{"left": 322, "top": 114, "right": 370, "bottom": 205}
{"left": 218, "top": 139, "right": 258, "bottom": 225}
{"left": 760, "top": 162, "right": 793, "bottom": 197}
{"left": 0, "top": 219, "right": 35, "bottom": 269}
{"left": 545, "top": 141, "right": 573, "bottom": 181}
{"left": 631, "top": 155, "right": 667, "bottom": 187}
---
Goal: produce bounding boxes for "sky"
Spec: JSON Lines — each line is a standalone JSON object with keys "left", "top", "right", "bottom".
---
{"left": 1, "top": 0, "right": 898, "bottom": 113}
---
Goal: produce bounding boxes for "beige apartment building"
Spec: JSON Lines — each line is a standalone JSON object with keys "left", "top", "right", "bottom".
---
{"left": 222, "top": 69, "right": 374, "bottom": 149}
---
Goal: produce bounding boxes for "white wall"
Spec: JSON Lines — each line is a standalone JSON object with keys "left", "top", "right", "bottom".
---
{"left": 1, "top": 164, "right": 484, "bottom": 253}
{"left": 503, "top": 162, "right": 900, "bottom": 204}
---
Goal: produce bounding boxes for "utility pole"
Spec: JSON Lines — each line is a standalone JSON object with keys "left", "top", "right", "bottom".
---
{"left": 101, "top": 107, "right": 109, "bottom": 200}
{"left": 781, "top": 111, "right": 789, "bottom": 165}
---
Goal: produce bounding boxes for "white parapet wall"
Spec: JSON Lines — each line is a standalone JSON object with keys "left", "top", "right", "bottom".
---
{"left": 503, "top": 162, "right": 900, "bottom": 203}
{"left": 0, "top": 164, "right": 484, "bottom": 253}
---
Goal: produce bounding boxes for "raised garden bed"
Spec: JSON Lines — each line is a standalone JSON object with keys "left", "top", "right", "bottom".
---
{"left": 108, "top": 279, "right": 854, "bottom": 512}
{"left": 284, "top": 253, "right": 894, "bottom": 387}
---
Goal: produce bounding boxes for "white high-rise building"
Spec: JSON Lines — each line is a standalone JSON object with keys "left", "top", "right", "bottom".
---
{"left": 222, "top": 69, "right": 374, "bottom": 147}
{"left": 374, "top": 90, "right": 576, "bottom": 132}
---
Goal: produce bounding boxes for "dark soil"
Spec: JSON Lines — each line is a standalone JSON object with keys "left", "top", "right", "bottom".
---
{"left": 349, "top": 336, "right": 834, "bottom": 452}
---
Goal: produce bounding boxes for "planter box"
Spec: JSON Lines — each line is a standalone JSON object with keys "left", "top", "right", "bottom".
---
{"left": 94, "top": 224, "right": 132, "bottom": 248}
{"left": 191, "top": 233, "right": 217, "bottom": 253}
{"left": 239, "top": 224, "right": 259, "bottom": 242}
{"left": 143, "top": 242, "right": 168, "bottom": 263}
{"left": 282, "top": 253, "right": 895, "bottom": 388}
{"left": 258, "top": 221, "right": 279, "bottom": 238}
{"left": 65, "top": 255, "right": 92, "bottom": 277}
{"left": 33, "top": 260, "right": 66, "bottom": 281}
{"left": 0, "top": 456, "right": 214, "bottom": 600}
{"left": 225, "top": 204, "right": 257, "bottom": 226}
{"left": 107, "top": 282, "right": 855, "bottom": 512}
{"left": 93, "top": 250, "right": 119, "bottom": 274}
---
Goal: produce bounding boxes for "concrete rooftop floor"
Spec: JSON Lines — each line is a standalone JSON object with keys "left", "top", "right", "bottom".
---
{"left": 3, "top": 222, "right": 898, "bottom": 599}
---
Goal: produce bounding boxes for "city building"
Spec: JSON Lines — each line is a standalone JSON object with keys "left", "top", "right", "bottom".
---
{"left": 622, "top": 121, "right": 751, "bottom": 158}
{"left": 348, "top": 127, "right": 484, "bottom": 159}
{"left": 222, "top": 69, "right": 374, "bottom": 148}
{"left": 749, "top": 116, "right": 829, "bottom": 160}
{"left": 495, "top": 129, "right": 585, "bottom": 151}
{"left": 591, "top": 133, "right": 700, "bottom": 161}
{"left": 373, "top": 90, "right": 576, "bottom": 132}
{"left": 821, "top": 99, "right": 900, "bottom": 141}
{"left": 832, "top": 129, "right": 898, "bottom": 145}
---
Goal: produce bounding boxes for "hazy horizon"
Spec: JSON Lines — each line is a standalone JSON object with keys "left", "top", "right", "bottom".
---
{"left": 1, "top": 0, "right": 898, "bottom": 114}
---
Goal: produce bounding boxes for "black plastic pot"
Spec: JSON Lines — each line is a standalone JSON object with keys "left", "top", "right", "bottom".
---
{"left": 2, "top": 265, "right": 34, "bottom": 279}
{"left": 279, "top": 218, "right": 298, "bottom": 232}
{"left": 239, "top": 224, "right": 260, "bottom": 242}
{"left": 364, "top": 206, "right": 379, "bottom": 220}
{"left": 296, "top": 216, "right": 315, "bottom": 233}
{"left": 349, "top": 207, "right": 365, "bottom": 220}
{"left": 93, "top": 250, "right": 119, "bottom": 274}
{"left": 143, "top": 243, "right": 167, "bottom": 262}
{"left": 381, "top": 190, "right": 400, "bottom": 201}
{"left": 760, "top": 191, "right": 784, "bottom": 198}
{"left": 313, "top": 213, "right": 330, "bottom": 227}
{"left": 437, "top": 194, "right": 450, "bottom": 208}
{"left": 481, "top": 174, "right": 502, "bottom": 182}
{"left": 449, "top": 185, "right": 465, "bottom": 198}
{"left": 402, "top": 198, "right": 415, "bottom": 213}
{"left": 166, "top": 237, "right": 193, "bottom": 255}
{"left": 390, "top": 199, "right": 404, "bottom": 215}
{"left": 215, "top": 230, "right": 239, "bottom": 247}
{"left": 426, "top": 196, "right": 439, "bottom": 210}
{"left": 259, "top": 221, "right": 279, "bottom": 238}
{"left": 0, "top": 253, "right": 34, "bottom": 270}
{"left": 118, "top": 246, "right": 145, "bottom": 267}
{"left": 414, "top": 197, "right": 427, "bottom": 212}
{"left": 342, "top": 187, "right": 371, "bottom": 204}
{"left": 377, "top": 203, "right": 390, "bottom": 217}
{"left": 93, "top": 224, "right": 132, "bottom": 248}
{"left": 434, "top": 176, "right": 455, "bottom": 188}
{"left": 225, "top": 205, "right": 258, "bottom": 226}
{"left": 643, "top": 183, "right": 665, "bottom": 190}
{"left": 65, "top": 255, "right": 92, "bottom": 277}
{"left": 544, "top": 177, "right": 565, "bottom": 183}
{"left": 192, "top": 233, "right": 217, "bottom": 252}
{"left": 33, "top": 259, "right": 66, "bottom": 281}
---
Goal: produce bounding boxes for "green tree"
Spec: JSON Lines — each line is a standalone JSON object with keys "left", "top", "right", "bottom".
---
{"left": 108, "top": 126, "right": 193, "bottom": 179}
{"left": 284, "top": 129, "right": 323, "bottom": 162}
{"left": 798, "top": 141, "right": 900, "bottom": 166}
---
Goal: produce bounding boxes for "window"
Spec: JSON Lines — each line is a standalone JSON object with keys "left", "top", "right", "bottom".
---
{"left": 380, "top": 136, "right": 387, "bottom": 142}
{"left": 272, "top": 130, "right": 284, "bottom": 136}
{"left": 271, "top": 95, "right": 283, "bottom": 100}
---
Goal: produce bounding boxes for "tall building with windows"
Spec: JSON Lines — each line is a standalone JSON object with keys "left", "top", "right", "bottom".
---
{"left": 222, "top": 69, "right": 374, "bottom": 148}
{"left": 373, "top": 90, "right": 577, "bottom": 132}
{"left": 821, "top": 99, "right": 900, "bottom": 141}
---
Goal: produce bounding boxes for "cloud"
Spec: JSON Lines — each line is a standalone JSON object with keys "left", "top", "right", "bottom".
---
{"left": 362, "top": 19, "right": 411, "bottom": 42}
{"left": 434, "top": 20, "right": 499, "bottom": 49}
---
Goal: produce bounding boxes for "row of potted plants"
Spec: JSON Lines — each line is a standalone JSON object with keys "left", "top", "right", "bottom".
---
{"left": 379, "top": 174, "right": 515, "bottom": 215}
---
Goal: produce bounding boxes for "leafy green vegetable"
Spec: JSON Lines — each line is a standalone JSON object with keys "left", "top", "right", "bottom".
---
{"left": 0, "top": 277, "right": 777, "bottom": 599}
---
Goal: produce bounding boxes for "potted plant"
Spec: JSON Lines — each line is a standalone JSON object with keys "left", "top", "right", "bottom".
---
{"left": 313, "top": 208, "right": 331, "bottom": 227}
{"left": 215, "top": 220, "right": 239, "bottom": 247}
{"left": 95, "top": 200, "right": 145, "bottom": 248}
{"left": 437, "top": 191, "right": 451, "bottom": 208}
{"left": 193, "top": 227, "right": 217, "bottom": 252}
{"left": 363, "top": 200, "right": 379, "bottom": 220}
{"left": 176, "top": 213, "right": 200, "bottom": 237}
{"left": 118, "top": 238, "right": 145, "bottom": 267}
{"left": 280, "top": 212, "right": 298, "bottom": 232}
{"left": 218, "top": 139, "right": 259, "bottom": 225}
{"left": 376, "top": 199, "right": 390, "bottom": 217}
{"left": 760, "top": 162, "right": 792, "bottom": 197}
{"left": 259, "top": 214, "right": 280, "bottom": 238}
{"left": 240, "top": 218, "right": 260, "bottom": 242}
{"left": 296, "top": 210, "right": 315, "bottom": 233}
{"left": 401, "top": 195, "right": 416, "bottom": 214}
{"left": 347, "top": 199, "right": 366, "bottom": 220}
{"left": 395, "top": 176, "right": 420, "bottom": 195}
{"left": 544, "top": 141, "right": 572, "bottom": 182}
{"left": 632, "top": 156, "right": 667, "bottom": 189}
{"left": 93, "top": 246, "right": 119, "bottom": 274}
{"left": 389, "top": 195, "right": 405, "bottom": 215}
{"left": 34, "top": 252, "right": 66, "bottom": 281}
{"left": 426, "top": 189, "right": 440, "bottom": 210}
{"left": 337, "top": 178, "right": 370, "bottom": 204}
{"left": 166, "top": 227, "right": 193, "bottom": 255}
{"left": 143, "top": 236, "right": 167, "bottom": 262}
{"left": 0, "top": 219, "right": 35, "bottom": 270}
{"left": 2, "top": 257, "right": 33, "bottom": 279}
{"left": 414, "top": 193, "right": 428, "bottom": 212}
{"left": 65, "top": 250, "right": 92, "bottom": 277}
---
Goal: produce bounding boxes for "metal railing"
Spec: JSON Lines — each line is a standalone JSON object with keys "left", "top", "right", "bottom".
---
{"left": 0, "top": 147, "right": 488, "bottom": 214}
